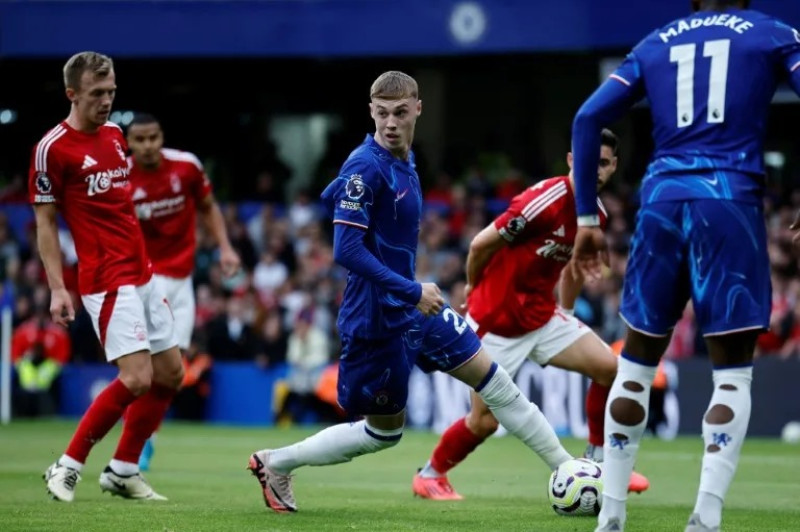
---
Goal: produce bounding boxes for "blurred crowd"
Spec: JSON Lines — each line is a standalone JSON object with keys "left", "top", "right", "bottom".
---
{"left": 2, "top": 159, "right": 800, "bottom": 408}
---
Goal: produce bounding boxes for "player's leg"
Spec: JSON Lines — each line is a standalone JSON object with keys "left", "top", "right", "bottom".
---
{"left": 248, "top": 332, "right": 415, "bottom": 512}
{"left": 686, "top": 199, "right": 770, "bottom": 532}
{"left": 418, "top": 308, "right": 572, "bottom": 471}
{"left": 597, "top": 201, "right": 690, "bottom": 531}
{"left": 101, "top": 278, "right": 182, "bottom": 500}
{"left": 414, "top": 313, "right": 555, "bottom": 499}
{"left": 139, "top": 275, "right": 193, "bottom": 471}
{"left": 539, "top": 314, "right": 615, "bottom": 457}
{"left": 44, "top": 286, "right": 153, "bottom": 502}
{"left": 414, "top": 390, "right": 496, "bottom": 500}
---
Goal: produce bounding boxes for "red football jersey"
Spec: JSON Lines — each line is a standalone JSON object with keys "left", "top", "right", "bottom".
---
{"left": 129, "top": 148, "right": 212, "bottom": 278}
{"left": 467, "top": 176, "right": 607, "bottom": 337}
{"left": 29, "top": 121, "right": 152, "bottom": 295}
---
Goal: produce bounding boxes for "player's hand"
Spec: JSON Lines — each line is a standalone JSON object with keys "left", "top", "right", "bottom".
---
{"left": 461, "top": 283, "right": 472, "bottom": 310}
{"left": 790, "top": 209, "right": 800, "bottom": 250}
{"left": 219, "top": 246, "right": 241, "bottom": 278}
{"left": 572, "top": 226, "right": 609, "bottom": 282}
{"left": 50, "top": 287, "right": 75, "bottom": 327}
{"left": 416, "top": 282, "right": 444, "bottom": 317}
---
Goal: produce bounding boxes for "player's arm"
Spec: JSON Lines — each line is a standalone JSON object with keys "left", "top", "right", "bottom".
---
{"left": 197, "top": 193, "right": 240, "bottom": 277}
{"left": 33, "top": 204, "right": 74, "bottom": 326}
{"left": 324, "top": 167, "right": 441, "bottom": 315}
{"left": 466, "top": 224, "right": 505, "bottom": 291}
{"left": 558, "top": 262, "right": 585, "bottom": 313}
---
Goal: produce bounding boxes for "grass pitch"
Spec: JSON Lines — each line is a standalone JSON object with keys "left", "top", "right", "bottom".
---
{"left": 1, "top": 420, "right": 799, "bottom": 531}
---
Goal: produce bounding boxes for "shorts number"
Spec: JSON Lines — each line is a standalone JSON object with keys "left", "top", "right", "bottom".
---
{"left": 443, "top": 308, "right": 468, "bottom": 335}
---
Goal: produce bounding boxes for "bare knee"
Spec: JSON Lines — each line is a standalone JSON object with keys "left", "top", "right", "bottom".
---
{"left": 592, "top": 352, "right": 618, "bottom": 387}
{"left": 118, "top": 363, "right": 153, "bottom": 397}
{"left": 152, "top": 347, "right": 185, "bottom": 390}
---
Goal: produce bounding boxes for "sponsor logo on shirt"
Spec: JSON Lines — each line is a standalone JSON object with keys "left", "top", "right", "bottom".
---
{"left": 535, "top": 239, "right": 573, "bottom": 262}
{"left": 85, "top": 166, "right": 130, "bottom": 197}
{"left": 339, "top": 200, "right": 361, "bottom": 211}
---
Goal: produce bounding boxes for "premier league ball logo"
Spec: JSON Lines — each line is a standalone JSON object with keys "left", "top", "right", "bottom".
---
{"left": 346, "top": 174, "right": 366, "bottom": 200}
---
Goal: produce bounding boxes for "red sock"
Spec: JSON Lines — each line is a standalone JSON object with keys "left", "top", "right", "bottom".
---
{"left": 113, "top": 383, "right": 177, "bottom": 464}
{"left": 65, "top": 379, "right": 137, "bottom": 464}
{"left": 430, "top": 417, "right": 486, "bottom": 475}
{"left": 586, "top": 382, "right": 610, "bottom": 446}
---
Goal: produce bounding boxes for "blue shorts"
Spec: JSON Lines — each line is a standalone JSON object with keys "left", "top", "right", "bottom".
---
{"left": 337, "top": 305, "right": 482, "bottom": 415}
{"left": 620, "top": 199, "right": 770, "bottom": 337}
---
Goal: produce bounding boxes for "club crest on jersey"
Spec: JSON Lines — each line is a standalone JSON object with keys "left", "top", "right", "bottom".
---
{"left": 170, "top": 173, "right": 181, "bottom": 193}
{"left": 345, "top": 174, "right": 366, "bottom": 200}
{"left": 35, "top": 172, "right": 52, "bottom": 194}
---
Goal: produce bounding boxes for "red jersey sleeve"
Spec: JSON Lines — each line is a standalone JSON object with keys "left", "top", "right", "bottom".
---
{"left": 493, "top": 178, "right": 569, "bottom": 244}
{"left": 29, "top": 130, "right": 67, "bottom": 205}
{"left": 189, "top": 153, "right": 212, "bottom": 202}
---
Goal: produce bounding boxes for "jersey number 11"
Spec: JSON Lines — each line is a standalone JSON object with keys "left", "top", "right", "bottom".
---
{"left": 670, "top": 39, "right": 730, "bottom": 128}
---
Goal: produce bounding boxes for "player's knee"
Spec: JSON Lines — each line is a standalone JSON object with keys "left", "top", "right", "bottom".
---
{"left": 609, "top": 396, "right": 646, "bottom": 426}
{"left": 592, "top": 355, "right": 618, "bottom": 387}
{"left": 118, "top": 368, "right": 153, "bottom": 397}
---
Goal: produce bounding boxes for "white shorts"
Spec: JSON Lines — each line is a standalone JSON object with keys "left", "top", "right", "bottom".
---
{"left": 154, "top": 274, "right": 195, "bottom": 350}
{"left": 466, "top": 311, "right": 593, "bottom": 377}
{"left": 82, "top": 277, "right": 177, "bottom": 362}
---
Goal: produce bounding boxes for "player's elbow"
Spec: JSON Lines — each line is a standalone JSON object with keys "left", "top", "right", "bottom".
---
{"left": 573, "top": 105, "right": 601, "bottom": 133}
{"left": 332, "top": 244, "right": 354, "bottom": 270}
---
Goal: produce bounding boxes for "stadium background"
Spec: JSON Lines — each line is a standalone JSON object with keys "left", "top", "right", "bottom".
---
{"left": 1, "top": 0, "right": 800, "bottom": 437}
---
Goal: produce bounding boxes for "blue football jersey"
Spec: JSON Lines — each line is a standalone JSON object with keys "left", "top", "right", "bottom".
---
{"left": 611, "top": 9, "right": 800, "bottom": 204}
{"left": 321, "top": 134, "right": 423, "bottom": 338}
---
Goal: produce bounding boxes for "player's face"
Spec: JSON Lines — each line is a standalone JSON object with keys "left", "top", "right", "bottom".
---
{"left": 67, "top": 70, "right": 116, "bottom": 128}
{"left": 127, "top": 123, "right": 164, "bottom": 169}
{"left": 370, "top": 97, "right": 422, "bottom": 157}
{"left": 596, "top": 145, "right": 617, "bottom": 190}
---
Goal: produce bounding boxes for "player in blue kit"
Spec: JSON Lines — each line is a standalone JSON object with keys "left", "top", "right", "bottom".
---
{"left": 569, "top": 2, "right": 800, "bottom": 531}
{"left": 246, "top": 71, "right": 575, "bottom": 513}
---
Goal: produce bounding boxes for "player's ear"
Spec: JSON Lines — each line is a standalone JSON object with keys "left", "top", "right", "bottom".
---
{"left": 566, "top": 152, "right": 573, "bottom": 170}
{"left": 65, "top": 87, "right": 76, "bottom": 103}
{"left": 416, "top": 99, "right": 422, "bottom": 117}
{"left": 368, "top": 102, "right": 375, "bottom": 118}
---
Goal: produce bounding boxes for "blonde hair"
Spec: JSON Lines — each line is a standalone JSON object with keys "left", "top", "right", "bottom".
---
{"left": 63, "top": 51, "right": 114, "bottom": 91}
{"left": 370, "top": 71, "right": 419, "bottom": 100}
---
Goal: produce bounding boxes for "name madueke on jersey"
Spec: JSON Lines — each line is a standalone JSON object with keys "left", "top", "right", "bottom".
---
{"left": 659, "top": 13, "right": 754, "bottom": 43}
{"left": 86, "top": 166, "right": 130, "bottom": 197}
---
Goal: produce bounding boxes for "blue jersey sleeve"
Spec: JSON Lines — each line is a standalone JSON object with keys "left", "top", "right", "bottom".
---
{"left": 333, "top": 224, "right": 422, "bottom": 305}
{"left": 773, "top": 20, "right": 800, "bottom": 95}
{"left": 572, "top": 53, "right": 646, "bottom": 220}
{"left": 325, "top": 159, "right": 379, "bottom": 230}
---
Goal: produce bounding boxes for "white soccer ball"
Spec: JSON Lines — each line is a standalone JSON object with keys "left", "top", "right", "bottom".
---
{"left": 547, "top": 458, "right": 603, "bottom": 516}
{"left": 781, "top": 421, "right": 800, "bottom": 444}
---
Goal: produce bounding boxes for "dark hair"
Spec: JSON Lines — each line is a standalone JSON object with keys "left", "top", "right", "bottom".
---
{"left": 692, "top": 0, "right": 749, "bottom": 12}
{"left": 129, "top": 112, "right": 159, "bottom": 128}
{"left": 600, "top": 128, "right": 619, "bottom": 156}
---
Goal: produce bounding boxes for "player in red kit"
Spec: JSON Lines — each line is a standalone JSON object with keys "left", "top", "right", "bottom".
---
{"left": 33, "top": 52, "right": 184, "bottom": 502}
{"left": 126, "top": 113, "right": 240, "bottom": 469}
{"left": 413, "top": 129, "right": 650, "bottom": 499}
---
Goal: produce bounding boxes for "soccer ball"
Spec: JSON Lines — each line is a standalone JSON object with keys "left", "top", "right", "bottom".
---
{"left": 781, "top": 421, "right": 800, "bottom": 444}
{"left": 547, "top": 458, "right": 603, "bottom": 516}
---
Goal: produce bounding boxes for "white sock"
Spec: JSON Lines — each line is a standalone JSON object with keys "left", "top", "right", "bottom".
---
{"left": 267, "top": 420, "right": 402, "bottom": 475}
{"left": 419, "top": 460, "right": 441, "bottom": 478}
{"left": 693, "top": 366, "right": 752, "bottom": 528}
{"left": 59, "top": 454, "right": 83, "bottom": 472}
{"left": 108, "top": 459, "right": 139, "bottom": 476}
{"left": 598, "top": 355, "right": 657, "bottom": 528}
{"left": 476, "top": 363, "right": 572, "bottom": 470}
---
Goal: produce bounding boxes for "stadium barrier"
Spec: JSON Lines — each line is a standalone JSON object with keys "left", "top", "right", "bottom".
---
{"left": 56, "top": 357, "right": 800, "bottom": 436}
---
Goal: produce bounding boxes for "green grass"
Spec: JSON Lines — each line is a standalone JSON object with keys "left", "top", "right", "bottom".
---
{"left": 1, "top": 420, "right": 799, "bottom": 531}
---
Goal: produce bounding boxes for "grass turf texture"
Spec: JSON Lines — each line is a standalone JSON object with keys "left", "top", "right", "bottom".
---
{"left": 2, "top": 420, "right": 799, "bottom": 531}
